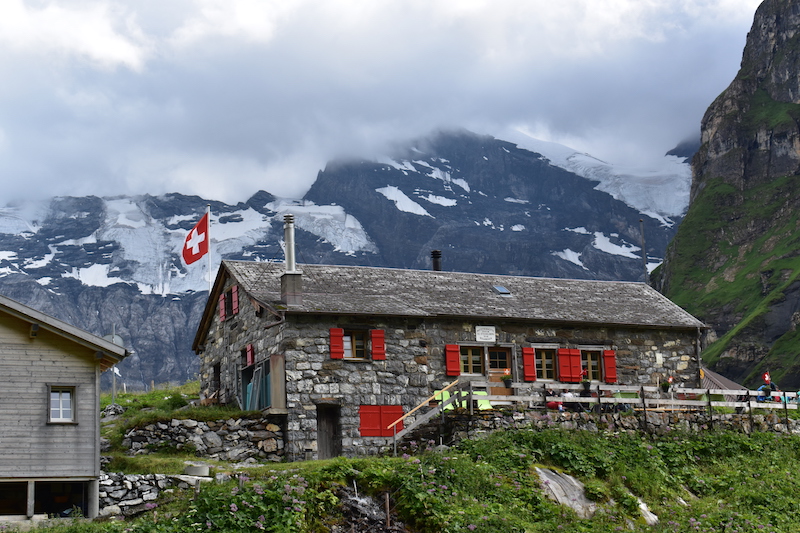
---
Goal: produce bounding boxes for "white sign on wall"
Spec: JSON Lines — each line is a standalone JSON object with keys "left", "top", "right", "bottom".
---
{"left": 475, "top": 325, "right": 496, "bottom": 343}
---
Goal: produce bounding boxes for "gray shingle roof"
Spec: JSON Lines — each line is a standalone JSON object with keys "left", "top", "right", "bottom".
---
{"left": 223, "top": 260, "right": 704, "bottom": 329}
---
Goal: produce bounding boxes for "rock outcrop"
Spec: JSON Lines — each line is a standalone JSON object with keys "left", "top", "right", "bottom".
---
{"left": 656, "top": 0, "right": 800, "bottom": 389}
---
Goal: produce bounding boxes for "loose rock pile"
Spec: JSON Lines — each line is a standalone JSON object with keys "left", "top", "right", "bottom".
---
{"left": 122, "top": 417, "right": 284, "bottom": 462}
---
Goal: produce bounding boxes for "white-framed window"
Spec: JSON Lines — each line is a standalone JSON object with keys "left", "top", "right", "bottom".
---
{"left": 48, "top": 385, "right": 75, "bottom": 423}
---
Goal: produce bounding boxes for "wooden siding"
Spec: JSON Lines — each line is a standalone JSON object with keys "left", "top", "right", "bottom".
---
{"left": 0, "top": 313, "right": 100, "bottom": 479}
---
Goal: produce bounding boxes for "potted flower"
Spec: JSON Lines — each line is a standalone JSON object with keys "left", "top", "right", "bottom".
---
{"left": 580, "top": 367, "right": 591, "bottom": 391}
{"left": 661, "top": 376, "right": 674, "bottom": 393}
{"left": 502, "top": 369, "right": 513, "bottom": 388}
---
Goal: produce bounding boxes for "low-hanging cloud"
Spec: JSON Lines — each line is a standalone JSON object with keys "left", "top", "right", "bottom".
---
{"left": 0, "top": 0, "right": 763, "bottom": 205}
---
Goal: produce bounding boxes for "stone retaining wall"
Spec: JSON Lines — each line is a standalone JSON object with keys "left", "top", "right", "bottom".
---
{"left": 98, "top": 473, "right": 204, "bottom": 517}
{"left": 122, "top": 416, "right": 285, "bottom": 462}
{"left": 444, "top": 409, "right": 800, "bottom": 444}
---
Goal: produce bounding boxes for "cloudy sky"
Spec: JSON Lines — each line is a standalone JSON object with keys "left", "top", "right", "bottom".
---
{"left": 0, "top": 0, "right": 763, "bottom": 205}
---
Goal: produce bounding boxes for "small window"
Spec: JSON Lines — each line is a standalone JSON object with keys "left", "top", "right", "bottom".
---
{"left": 460, "top": 346, "right": 484, "bottom": 374}
{"left": 241, "top": 344, "right": 255, "bottom": 367}
{"left": 343, "top": 331, "right": 367, "bottom": 359}
{"left": 218, "top": 286, "right": 240, "bottom": 321}
{"left": 581, "top": 350, "right": 602, "bottom": 381}
{"left": 492, "top": 285, "right": 511, "bottom": 296}
{"left": 49, "top": 386, "right": 75, "bottom": 423}
{"left": 488, "top": 348, "right": 510, "bottom": 369}
{"left": 536, "top": 348, "right": 556, "bottom": 380}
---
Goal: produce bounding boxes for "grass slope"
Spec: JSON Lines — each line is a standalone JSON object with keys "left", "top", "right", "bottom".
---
{"left": 29, "top": 384, "right": 800, "bottom": 533}
{"left": 659, "top": 170, "right": 800, "bottom": 387}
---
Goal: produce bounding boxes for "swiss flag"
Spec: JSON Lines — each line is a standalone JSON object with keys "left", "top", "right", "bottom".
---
{"left": 182, "top": 213, "right": 209, "bottom": 265}
{"left": 763, "top": 371, "right": 771, "bottom": 384}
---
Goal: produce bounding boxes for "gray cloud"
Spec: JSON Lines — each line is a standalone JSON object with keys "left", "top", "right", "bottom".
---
{"left": 0, "top": 0, "right": 762, "bottom": 205}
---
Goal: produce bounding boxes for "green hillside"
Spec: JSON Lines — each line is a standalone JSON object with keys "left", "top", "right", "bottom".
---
{"left": 656, "top": 170, "right": 800, "bottom": 387}
{"left": 31, "top": 384, "right": 800, "bottom": 533}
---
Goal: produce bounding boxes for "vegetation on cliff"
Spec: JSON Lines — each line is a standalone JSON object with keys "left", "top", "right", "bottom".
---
{"left": 655, "top": 0, "right": 800, "bottom": 389}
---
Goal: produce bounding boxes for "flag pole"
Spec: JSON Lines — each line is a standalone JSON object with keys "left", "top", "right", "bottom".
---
{"left": 207, "top": 204, "right": 212, "bottom": 293}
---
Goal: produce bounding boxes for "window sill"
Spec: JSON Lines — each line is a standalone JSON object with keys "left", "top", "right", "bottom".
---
{"left": 47, "top": 421, "right": 78, "bottom": 425}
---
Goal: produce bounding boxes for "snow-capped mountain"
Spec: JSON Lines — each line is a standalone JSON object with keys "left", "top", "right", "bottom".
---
{"left": 0, "top": 129, "right": 691, "bottom": 389}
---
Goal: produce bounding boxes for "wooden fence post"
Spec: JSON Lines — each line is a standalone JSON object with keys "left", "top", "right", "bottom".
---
{"left": 639, "top": 386, "right": 648, "bottom": 434}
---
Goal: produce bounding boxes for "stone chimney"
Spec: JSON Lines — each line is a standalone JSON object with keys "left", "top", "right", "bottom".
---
{"left": 281, "top": 214, "right": 302, "bottom": 306}
{"left": 431, "top": 250, "right": 442, "bottom": 271}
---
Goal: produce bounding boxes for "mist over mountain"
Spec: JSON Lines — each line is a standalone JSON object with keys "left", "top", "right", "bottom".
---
{"left": 0, "top": 129, "right": 691, "bottom": 389}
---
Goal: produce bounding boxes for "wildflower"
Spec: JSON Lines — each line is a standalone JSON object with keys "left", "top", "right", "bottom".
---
{"left": 145, "top": 503, "right": 157, "bottom": 510}
{"left": 230, "top": 503, "right": 238, "bottom": 513}
{"left": 467, "top": 525, "right": 477, "bottom": 531}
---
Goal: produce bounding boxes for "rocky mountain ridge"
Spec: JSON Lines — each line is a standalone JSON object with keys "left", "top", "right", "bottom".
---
{"left": 0, "top": 129, "right": 690, "bottom": 390}
{"left": 656, "top": 0, "right": 800, "bottom": 389}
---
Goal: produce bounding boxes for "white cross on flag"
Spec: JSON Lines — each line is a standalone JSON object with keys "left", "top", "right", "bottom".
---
{"left": 182, "top": 213, "right": 209, "bottom": 265}
{"left": 763, "top": 371, "right": 771, "bottom": 384}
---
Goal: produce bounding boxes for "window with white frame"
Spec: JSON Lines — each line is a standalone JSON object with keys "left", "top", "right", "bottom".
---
{"left": 49, "top": 386, "right": 75, "bottom": 423}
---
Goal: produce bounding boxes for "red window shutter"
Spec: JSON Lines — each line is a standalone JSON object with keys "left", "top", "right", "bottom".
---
{"left": 445, "top": 344, "right": 461, "bottom": 376}
{"left": 329, "top": 328, "right": 345, "bottom": 359}
{"left": 522, "top": 347, "right": 537, "bottom": 381}
{"left": 370, "top": 329, "right": 386, "bottom": 360}
{"left": 557, "top": 348, "right": 581, "bottom": 383}
{"left": 359, "top": 405, "right": 382, "bottom": 437}
{"left": 245, "top": 344, "right": 255, "bottom": 366}
{"left": 602, "top": 350, "right": 618, "bottom": 383}
{"left": 218, "top": 294, "right": 226, "bottom": 320}
{"left": 231, "top": 286, "right": 239, "bottom": 315}
{"left": 381, "top": 405, "right": 404, "bottom": 436}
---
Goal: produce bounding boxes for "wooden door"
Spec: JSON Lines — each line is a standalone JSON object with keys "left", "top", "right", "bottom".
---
{"left": 316, "top": 405, "right": 342, "bottom": 459}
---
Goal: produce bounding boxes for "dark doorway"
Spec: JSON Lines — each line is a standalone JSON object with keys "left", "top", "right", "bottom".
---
{"left": 0, "top": 482, "right": 26, "bottom": 515}
{"left": 316, "top": 404, "right": 342, "bottom": 459}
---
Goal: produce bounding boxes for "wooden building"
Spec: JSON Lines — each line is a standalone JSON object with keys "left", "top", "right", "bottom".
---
{"left": 0, "top": 294, "right": 126, "bottom": 521}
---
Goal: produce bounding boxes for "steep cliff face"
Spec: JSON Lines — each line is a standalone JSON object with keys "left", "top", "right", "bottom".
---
{"left": 656, "top": 0, "right": 800, "bottom": 388}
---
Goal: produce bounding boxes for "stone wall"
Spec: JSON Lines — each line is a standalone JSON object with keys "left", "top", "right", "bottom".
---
{"left": 197, "top": 278, "right": 701, "bottom": 460}
{"left": 441, "top": 409, "right": 800, "bottom": 447}
{"left": 122, "top": 416, "right": 285, "bottom": 462}
{"left": 277, "top": 316, "right": 700, "bottom": 460}
{"left": 98, "top": 473, "right": 195, "bottom": 517}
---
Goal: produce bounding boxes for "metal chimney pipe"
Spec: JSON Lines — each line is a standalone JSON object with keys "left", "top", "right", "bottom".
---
{"left": 431, "top": 250, "right": 442, "bottom": 271}
{"left": 281, "top": 213, "right": 302, "bottom": 305}
{"left": 284, "top": 214, "right": 296, "bottom": 273}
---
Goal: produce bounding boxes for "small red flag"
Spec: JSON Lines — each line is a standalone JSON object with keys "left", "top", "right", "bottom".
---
{"left": 182, "top": 213, "right": 209, "bottom": 265}
{"left": 763, "top": 372, "right": 771, "bottom": 384}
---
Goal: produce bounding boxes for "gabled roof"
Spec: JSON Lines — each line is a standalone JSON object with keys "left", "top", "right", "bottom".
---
{"left": 194, "top": 261, "right": 704, "bottom": 350}
{"left": 0, "top": 294, "right": 127, "bottom": 371}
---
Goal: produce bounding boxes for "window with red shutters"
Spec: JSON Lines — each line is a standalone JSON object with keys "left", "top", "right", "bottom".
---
{"left": 370, "top": 329, "right": 386, "bottom": 360}
{"left": 219, "top": 286, "right": 240, "bottom": 321}
{"left": 522, "top": 347, "right": 537, "bottom": 381}
{"left": 243, "top": 344, "right": 254, "bottom": 367}
{"left": 445, "top": 344, "right": 461, "bottom": 376}
{"left": 359, "top": 405, "right": 404, "bottom": 437}
{"left": 602, "top": 350, "right": 618, "bottom": 383}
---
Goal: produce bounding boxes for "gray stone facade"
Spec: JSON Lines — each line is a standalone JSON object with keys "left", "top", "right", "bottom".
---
{"left": 198, "top": 273, "right": 701, "bottom": 461}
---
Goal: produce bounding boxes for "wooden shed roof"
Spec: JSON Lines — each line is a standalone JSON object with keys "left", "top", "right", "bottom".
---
{"left": 0, "top": 293, "right": 127, "bottom": 371}
{"left": 216, "top": 260, "right": 704, "bottom": 329}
